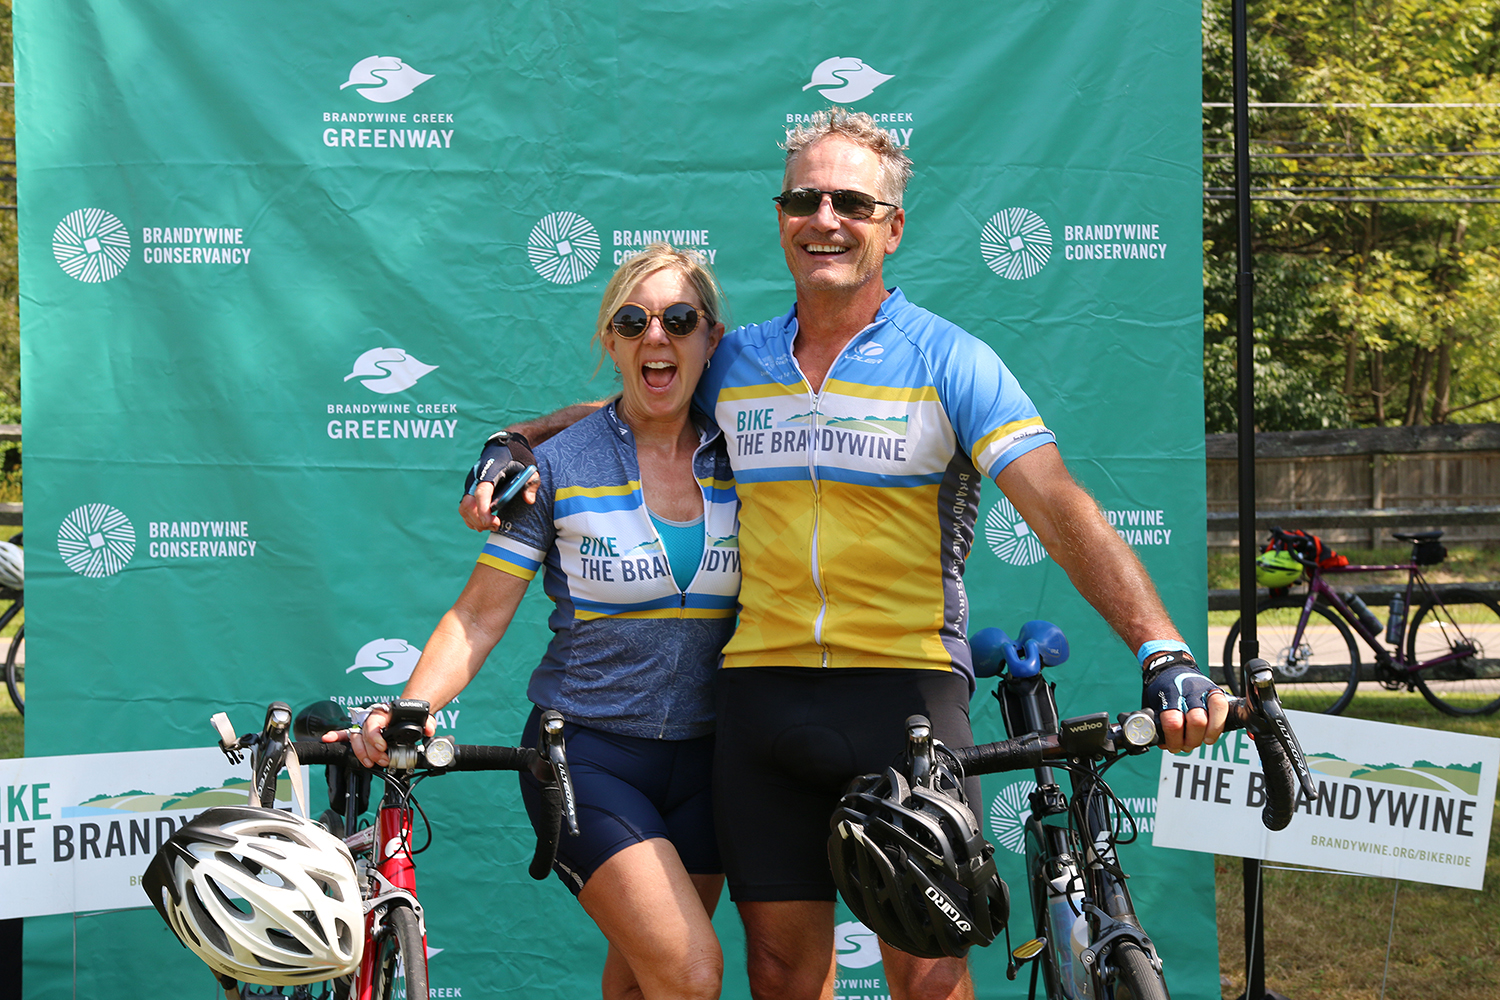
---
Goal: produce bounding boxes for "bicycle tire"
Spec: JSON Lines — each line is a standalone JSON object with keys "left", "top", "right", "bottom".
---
{"left": 369, "top": 903, "right": 427, "bottom": 1000}
{"left": 1223, "top": 597, "right": 1359, "bottom": 714}
{"left": 1108, "top": 941, "right": 1169, "bottom": 1000}
{"left": 1407, "top": 588, "right": 1500, "bottom": 716}
{"left": 4, "top": 622, "right": 21, "bottom": 716}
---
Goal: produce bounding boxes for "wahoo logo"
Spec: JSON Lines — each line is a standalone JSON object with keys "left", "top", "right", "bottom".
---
{"left": 923, "top": 885, "right": 972, "bottom": 932}
{"left": 802, "top": 57, "right": 894, "bottom": 102}
{"left": 344, "top": 347, "right": 439, "bottom": 394}
{"left": 843, "top": 341, "right": 885, "bottom": 365}
{"left": 346, "top": 638, "right": 423, "bottom": 686}
{"left": 340, "top": 56, "right": 433, "bottom": 103}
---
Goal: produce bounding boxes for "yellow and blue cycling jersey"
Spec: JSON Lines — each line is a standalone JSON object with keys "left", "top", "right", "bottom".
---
{"left": 695, "top": 287, "right": 1054, "bottom": 683}
{"left": 479, "top": 403, "right": 740, "bottom": 738}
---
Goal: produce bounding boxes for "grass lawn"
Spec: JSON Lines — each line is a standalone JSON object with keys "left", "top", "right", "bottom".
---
{"left": 1214, "top": 693, "right": 1500, "bottom": 999}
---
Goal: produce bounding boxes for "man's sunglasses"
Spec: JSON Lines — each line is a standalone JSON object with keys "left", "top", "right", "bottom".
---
{"left": 773, "top": 187, "right": 897, "bottom": 220}
{"left": 610, "top": 302, "right": 709, "bottom": 339}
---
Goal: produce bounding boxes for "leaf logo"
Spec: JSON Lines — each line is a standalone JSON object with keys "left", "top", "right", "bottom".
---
{"left": 346, "top": 638, "right": 423, "bottom": 686}
{"left": 802, "top": 58, "right": 894, "bottom": 103}
{"left": 340, "top": 56, "right": 434, "bottom": 104}
{"left": 834, "top": 920, "right": 883, "bottom": 969}
{"left": 343, "top": 347, "right": 439, "bottom": 394}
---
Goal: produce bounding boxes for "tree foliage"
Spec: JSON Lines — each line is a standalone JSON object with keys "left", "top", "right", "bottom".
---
{"left": 1204, "top": 0, "right": 1500, "bottom": 430}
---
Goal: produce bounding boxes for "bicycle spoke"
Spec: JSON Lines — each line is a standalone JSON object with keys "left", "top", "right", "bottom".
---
{"left": 1409, "top": 589, "right": 1500, "bottom": 716}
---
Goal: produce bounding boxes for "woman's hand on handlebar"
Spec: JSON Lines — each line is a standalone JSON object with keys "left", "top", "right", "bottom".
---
{"left": 320, "top": 705, "right": 438, "bottom": 768}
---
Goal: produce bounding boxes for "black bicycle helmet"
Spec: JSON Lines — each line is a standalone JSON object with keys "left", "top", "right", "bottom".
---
{"left": 828, "top": 754, "right": 1009, "bottom": 959}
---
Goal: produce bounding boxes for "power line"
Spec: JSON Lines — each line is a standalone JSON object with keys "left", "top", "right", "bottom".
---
{"left": 1203, "top": 101, "right": 1500, "bottom": 108}
{"left": 1205, "top": 151, "right": 1500, "bottom": 159}
{"left": 1204, "top": 193, "right": 1500, "bottom": 204}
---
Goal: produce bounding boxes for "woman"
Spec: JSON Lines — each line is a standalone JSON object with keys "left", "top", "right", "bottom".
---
{"left": 335, "top": 244, "right": 738, "bottom": 1000}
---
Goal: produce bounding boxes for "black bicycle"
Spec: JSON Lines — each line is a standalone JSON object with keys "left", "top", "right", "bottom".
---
{"left": 2, "top": 531, "right": 22, "bottom": 715}
{"left": 915, "top": 622, "right": 1311, "bottom": 1000}
{"left": 206, "top": 699, "right": 579, "bottom": 1000}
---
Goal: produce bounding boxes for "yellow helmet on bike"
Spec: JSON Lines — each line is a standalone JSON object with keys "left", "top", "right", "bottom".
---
{"left": 1255, "top": 549, "right": 1303, "bottom": 588}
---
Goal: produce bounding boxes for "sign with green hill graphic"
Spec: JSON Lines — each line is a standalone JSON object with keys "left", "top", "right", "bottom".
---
{"left": 1153, "top": 711, "right": 1500, "bottom": 890}
{"left": 1, "top": 748, "right": 299, "bottom": 919}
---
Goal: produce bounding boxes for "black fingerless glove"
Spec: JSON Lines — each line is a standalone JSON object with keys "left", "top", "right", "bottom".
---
{"left": 1141, "top": 650, "right": 1216, "bottom": 715}
{"left": 463, "top": 431, "right": 536, "bottom": 524}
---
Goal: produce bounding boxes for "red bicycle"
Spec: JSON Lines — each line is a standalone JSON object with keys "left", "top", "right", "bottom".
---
{"left": 204, "top": 698, "right": 578, "bottom": 1000}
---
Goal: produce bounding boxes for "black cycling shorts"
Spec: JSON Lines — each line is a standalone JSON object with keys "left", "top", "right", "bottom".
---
{"left": 712, "top": 667, "right": 977, "bottom": 902}
{"left": 519, "top": 706, "right": 721, "bottom": 896}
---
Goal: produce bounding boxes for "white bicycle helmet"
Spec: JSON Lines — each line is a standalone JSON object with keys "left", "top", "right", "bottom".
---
{"left": 0, "top": 540, "right": 22, "bottom": 591}
{"left": 142, "top": 806, "right": 363, "bottom": 986}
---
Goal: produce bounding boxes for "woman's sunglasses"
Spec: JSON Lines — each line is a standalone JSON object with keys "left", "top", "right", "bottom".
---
{"left": 610, "top": 302, "right": 708, "bottom": 339}
{"left": 772, "top": 187, "right": 897, "bottom": 220}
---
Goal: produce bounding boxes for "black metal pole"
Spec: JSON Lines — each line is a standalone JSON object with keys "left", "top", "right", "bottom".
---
{"left": 1229, "top": 1, "right": 1285, "bottom": 999}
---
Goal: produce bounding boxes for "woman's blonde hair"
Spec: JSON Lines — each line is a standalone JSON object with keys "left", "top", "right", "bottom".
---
{"left": 593, "top": 243, "right": 728, "bottom": 364}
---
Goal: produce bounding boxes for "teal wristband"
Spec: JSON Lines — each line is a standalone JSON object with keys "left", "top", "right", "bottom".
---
{"left": 1136, "top": 639, "right": 1192, "bottom": 667}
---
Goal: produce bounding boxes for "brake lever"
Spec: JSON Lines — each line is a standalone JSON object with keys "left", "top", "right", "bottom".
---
{"left": 536, "top": 710, "right": 580, "bottom": 837}
{"left": 1242, "top": 659, "right": 1318, "bottom": 799}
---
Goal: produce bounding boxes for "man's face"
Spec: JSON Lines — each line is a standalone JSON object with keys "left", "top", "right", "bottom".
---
{"left": 777, "top": 136, "right": 904, "bottom": 298}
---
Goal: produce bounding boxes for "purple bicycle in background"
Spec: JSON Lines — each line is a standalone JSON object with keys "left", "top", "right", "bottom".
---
{"left": 1222, "top": 526, "right": 1500, "bottom": 716}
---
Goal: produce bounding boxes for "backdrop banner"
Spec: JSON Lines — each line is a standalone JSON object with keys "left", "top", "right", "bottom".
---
{"left": 15, "top": 1, "right": 1208, "bottom": 997}
{"left": 1154, "top": 710, "right": 1500, "bottom": 891}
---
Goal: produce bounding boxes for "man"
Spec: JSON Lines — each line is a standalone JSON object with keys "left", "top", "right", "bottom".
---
{"left": 463, "top": 109, "right": 1225, "bottom": 1000}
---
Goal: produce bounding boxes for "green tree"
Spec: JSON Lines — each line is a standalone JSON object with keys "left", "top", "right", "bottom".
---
{"left": 1204, "top": 0, "right": 1500, "bottom": 430}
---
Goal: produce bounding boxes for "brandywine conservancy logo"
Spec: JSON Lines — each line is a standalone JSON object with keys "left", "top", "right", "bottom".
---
{"left": 344, "top": 347, "right": 439, "bottom": 394}
{"left": 347, "top": 638, "right": 423, "bottom": 686}
{"left": 988, "top": 779, "right": 1037, "bottom": 854}
{"left": 528, "top": 212, "right": 601, "bottom": 285}
{"left": 340, "top": 56, "right": 433, "bottom": 103}
{"left": 53, "top": 209, "right": 131, "bottom": 283}
{"left": 58, "top": 504, "right": 136, "bottom": 578}
{"left": 981, "top": 208, "right": 1053, "bottom": 281}
{"left": 802, "top": 57, "right": 894, "bottom": 103}
{"left": 984, "top": 498, "right": 1048, "bottom": 567}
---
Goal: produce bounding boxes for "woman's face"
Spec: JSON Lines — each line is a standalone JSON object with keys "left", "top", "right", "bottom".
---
{"left": 604, "top": 268, "right": 722, "bottom": 428}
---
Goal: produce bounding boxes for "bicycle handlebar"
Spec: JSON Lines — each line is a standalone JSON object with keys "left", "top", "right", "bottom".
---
{"left": 217, "top": 703, "right": 579, "bottom": 882}
{"left": 950, "top": 684, "right": 1311, "bottom": 832}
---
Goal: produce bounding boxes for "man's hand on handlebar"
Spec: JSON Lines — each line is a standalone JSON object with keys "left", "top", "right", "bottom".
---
{"left": 460, "top": 431, "right": 541, "bottom": 533}
{"left": 1142, "top": 651, "right": 1229, "bottom": 753}
{"left": 320, "top": 704, "right": 438, "bottom": 769}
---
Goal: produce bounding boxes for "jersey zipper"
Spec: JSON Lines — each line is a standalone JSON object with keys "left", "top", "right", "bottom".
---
{"left": 790, "top": 350, "right": 830, "bottom": 668}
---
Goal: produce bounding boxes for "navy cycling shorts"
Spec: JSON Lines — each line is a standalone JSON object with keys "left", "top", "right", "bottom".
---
{"left": 518, "top": 706, "right": 720, "bottom": 896}
{"left": 712, "top": 667, "right": 977, "bottom": 902}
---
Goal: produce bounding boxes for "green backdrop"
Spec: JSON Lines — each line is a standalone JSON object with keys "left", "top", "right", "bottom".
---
{"left": 15, "top": 1, "right": 1211, "bottom": 996}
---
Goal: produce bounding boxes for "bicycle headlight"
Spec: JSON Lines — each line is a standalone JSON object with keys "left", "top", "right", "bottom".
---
{"left": 1121, "top": 711, "right": 1157, "bottom": 748}
{"left": 424, "top": 736, "right": 456, "bottom": 769}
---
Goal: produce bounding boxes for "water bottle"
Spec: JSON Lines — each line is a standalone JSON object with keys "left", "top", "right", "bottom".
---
{"left": 1387, "top": 595, "right": 1406, "bottom": 645}
{"left": 1045, "top": 861, "right": 1086, "bottom": 998}
{"left": 1344, "top": 592, "right": 1383, "bottom": 637}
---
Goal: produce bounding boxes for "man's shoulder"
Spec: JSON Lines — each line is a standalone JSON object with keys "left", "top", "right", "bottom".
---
{"left": 879, "top": 291, "right": 996, "bottom": 366}
{"left": 721, "top": 302, "right": 798, "bottom": 350}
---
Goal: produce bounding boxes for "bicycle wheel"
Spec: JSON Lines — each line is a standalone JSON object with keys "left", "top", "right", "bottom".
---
{"left": 1407, "top": 589, "right": 1500, "bottom": 716}
{"left": 369, "top": 903, "right": 427, "bottom": 1000}
{"left": 4, "top": 623, "right": 21, "bottom": 716}
{"left": 1223, "top": 597, "right": 1359, "bottom": 714}
{"left": 1108, "top": 941, "right": 1169, "bottom": 1000}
